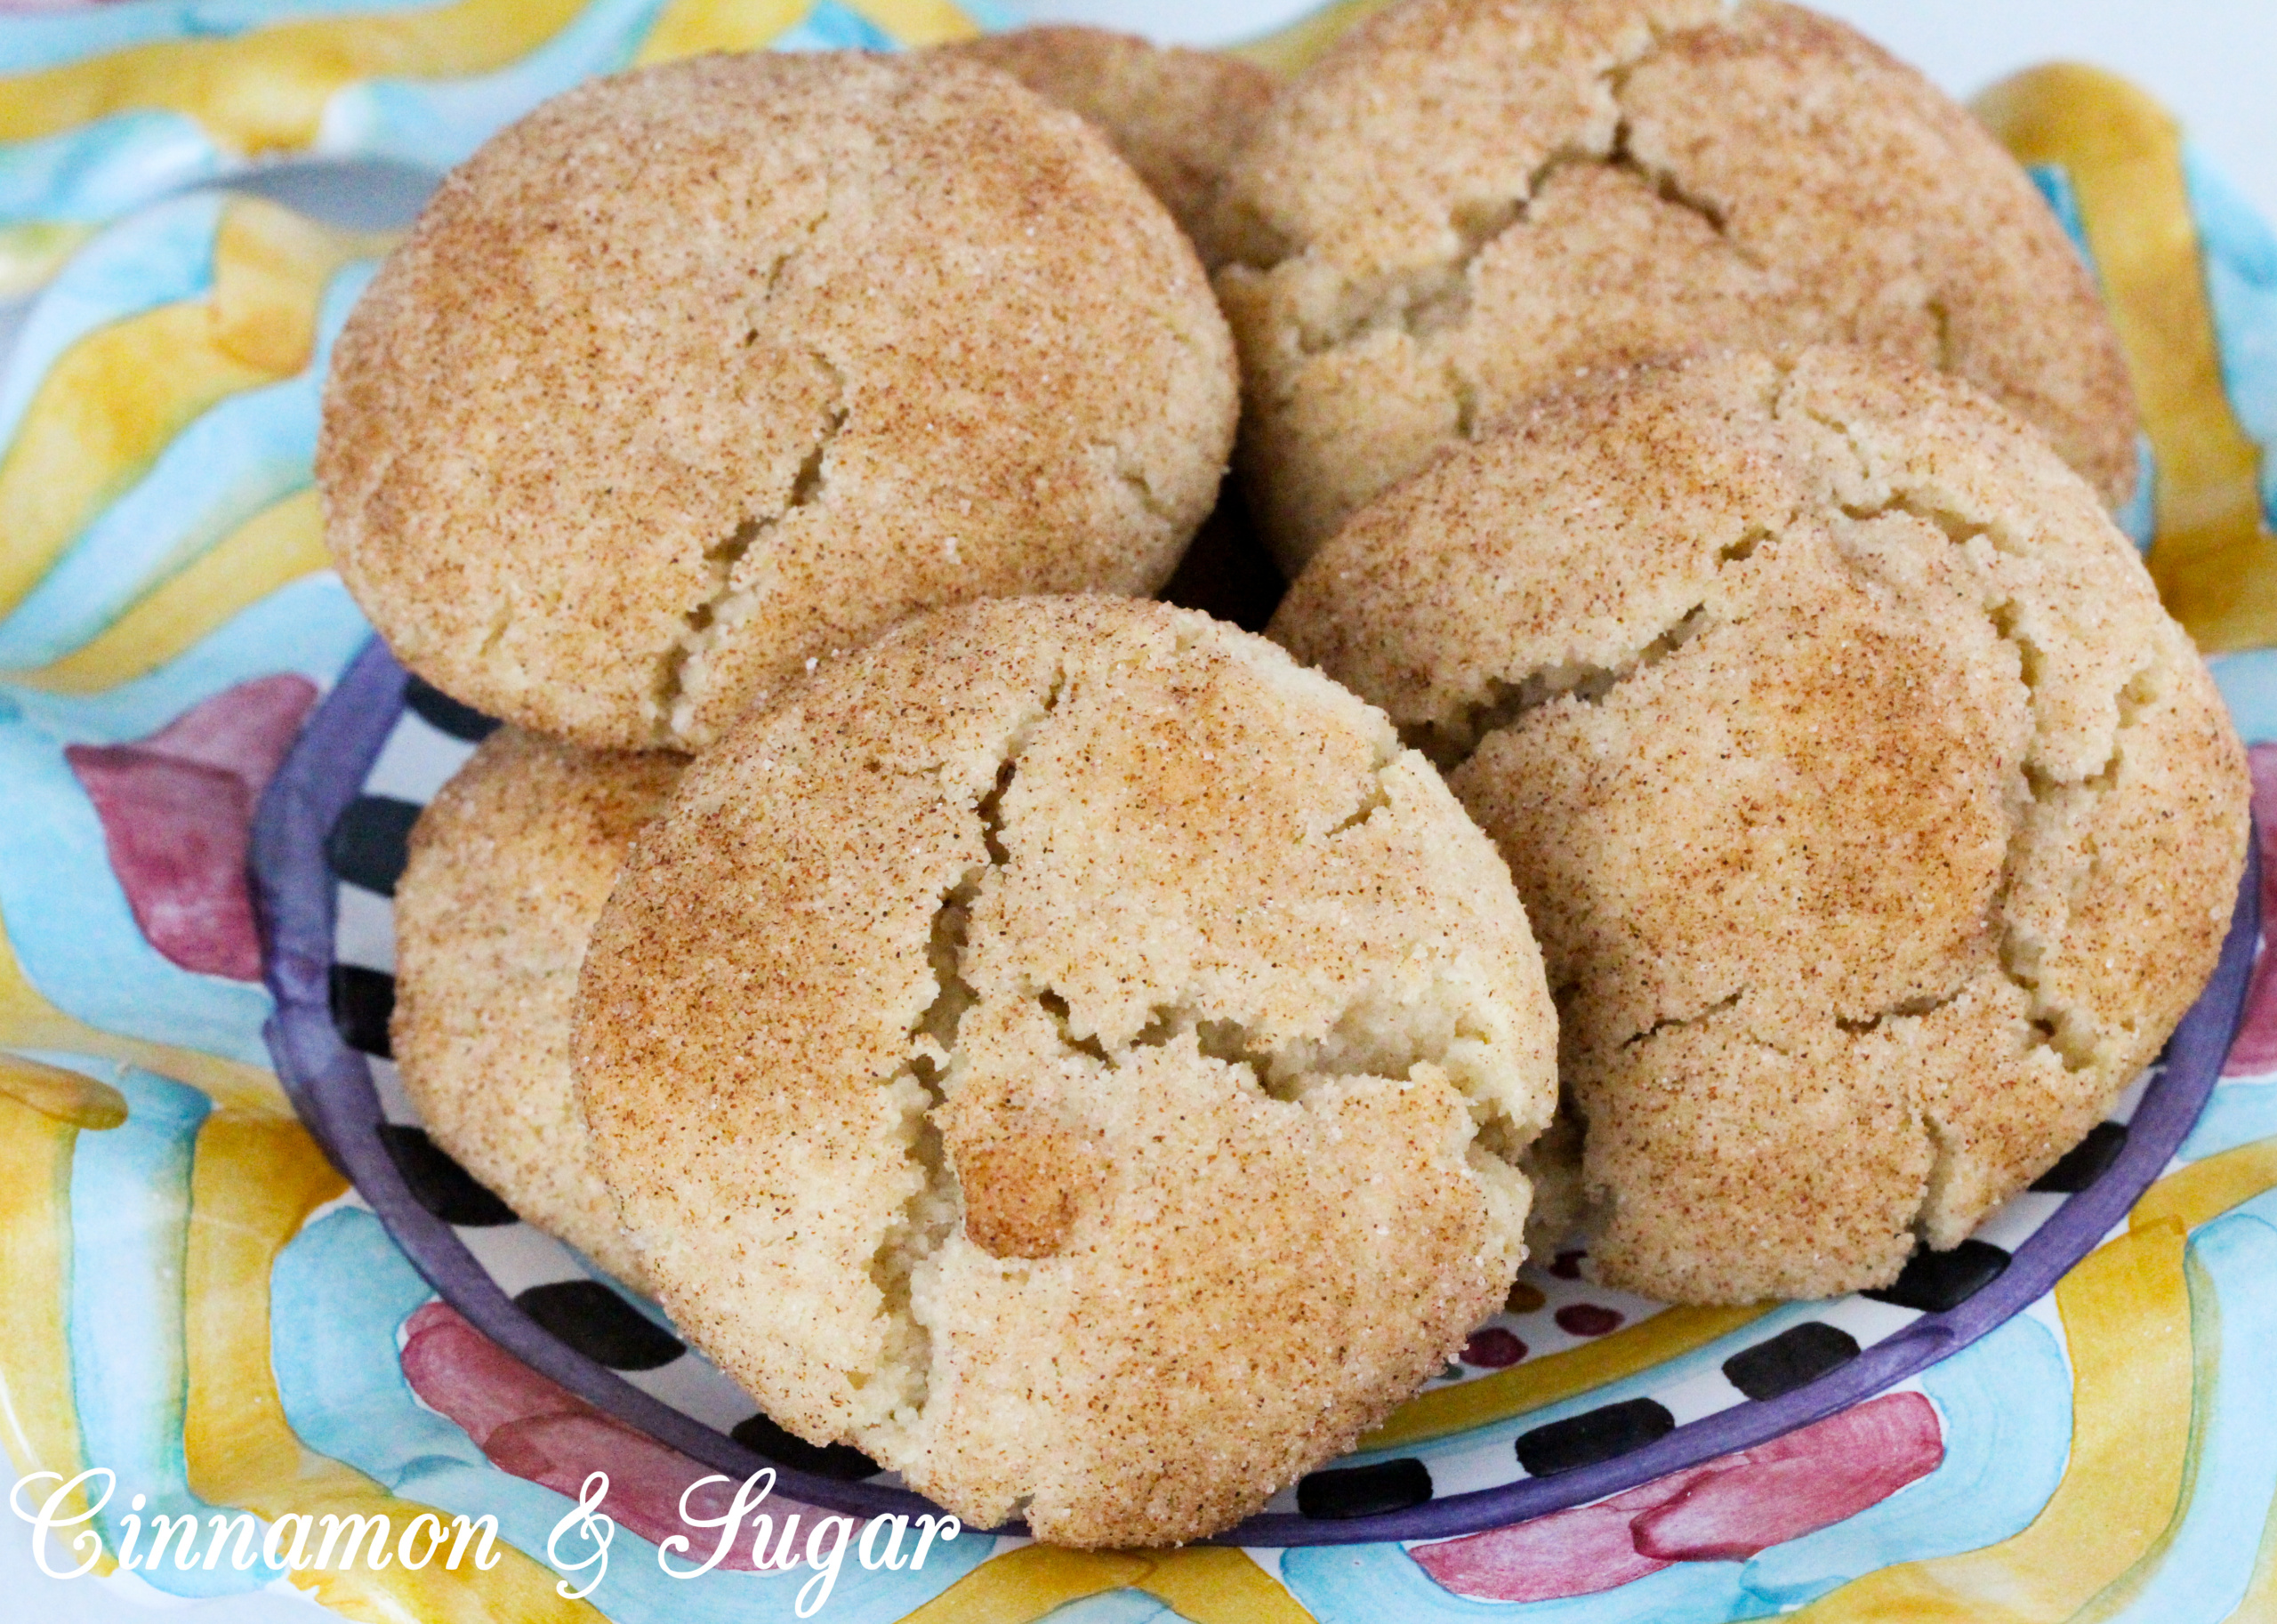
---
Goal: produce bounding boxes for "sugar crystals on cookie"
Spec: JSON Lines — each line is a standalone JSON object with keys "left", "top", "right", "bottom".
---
{"left": 321, "top": 51, "right": 1238, "bottom": 751}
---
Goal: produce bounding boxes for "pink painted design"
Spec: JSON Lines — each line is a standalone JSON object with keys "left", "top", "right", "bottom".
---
{"left": 400, "top": 1301, "right": 839, "bottom": 1566}
{"left": 1409, "top": 1467, "right": 1717, "bottom": 1604}
{"left": 1629, "top": 1392, "right": 1943, "bottom": 1559}
{"left": 2222, "top": 742, "right": 2277, "bottom": 1074}
{"left": 1411, "top": 1392, "right": 1943, "bottom": 1604}
{"left": 65, "top": 674, "right": 317, "bottom": 981}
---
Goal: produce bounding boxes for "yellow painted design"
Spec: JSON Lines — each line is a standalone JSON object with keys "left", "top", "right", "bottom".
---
{"left": 0, "top": 222, "right": 99, "bottom": 303}
{"left": 0, "top": 1091, "right": 111, "bottom": 1575}
{"left": 12, "top": 487, "right": 329, "bottom": 693}
{"left": 899, "top": 1547, "right": 1153, "bottom": 1623}
{"left": 838, "top": 0, "right": 978, "bottom": 45}
{"left": 1136, "top": 1547, "right": 1316, "bottom": 1624}
{"left": 899, "top": 1543, "right": 1311, "bottom": 1624}
{"left": 1975, "top": 67, "right": 2277, "bottom": 652}
{"left": 1228, "top": 0, "right": 1393, "bottom": 76}
{"left": 0, "top": 1054, "right": 126, "bottom": 1131}
{"left": 184, "top": 1111, "right": 606, "bottom": 1621}
{"left": 0, "top": 908, "right": 285, "bottom": 1116}
{"left": 0, "top": 0, "right": 586, "bottom": 154}
{"left": 206, "top": 203, "right": 394, "bottom": 375}
{"left": 633, "top": 0, "right": 807, "bottom": 64}
{"left": 2068, "top": 1244, "right": 2221, "bottom": 1621}
{"left": 2134, "top": 1139, "right": 2277, "bottom": 1234}
{"left": 0, "top": 197, "right": 376, "bottom": 624}
{"left": 1796, "top": 1220, "right": 2193, "bottom": 1622}
{"left": 1359, "top": 1304, "right": 1767, "bottom": 1450}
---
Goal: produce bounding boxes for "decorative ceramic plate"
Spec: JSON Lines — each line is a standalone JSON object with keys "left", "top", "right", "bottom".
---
{"left": 13, "top": 2, "right": 2277, "bottom": 1620}
{"left": 252, "top": 637, "right": 2261, "bottom": 1548}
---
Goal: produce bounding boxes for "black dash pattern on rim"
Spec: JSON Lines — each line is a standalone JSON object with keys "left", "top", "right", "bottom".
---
{"left": 377, "top": 1123, "right": 516, "bottom": 1226}
{"left": 1515, "top": 1398, "right": 1677, "bottom": 1478}
{"left": 729, "top": 1414, "right": 881, "bottom": 1483}
{"left": 515, "top": 1280, "right": 686, "bottom": 1371}
{"left": 1722, "top": 1321, "right": 1863, "bottom": 1403}
{"left": 326, "top": 795, "right": 422, "bottom": 897}
{"left": 329, "top": 964, "right": 396, "bottom": 1059}
{"left": 1863, "top": 1239, "right": 2011, "bottom": 1314}
{"left": 403, "top": 675, "right": 501, "bottom": 744}
{"left": 2031, "top": 1122, "right": 2129, "bottom": 1194}
{"left": 1295, "top": 1459, "right": 1433, "bottom": 1519}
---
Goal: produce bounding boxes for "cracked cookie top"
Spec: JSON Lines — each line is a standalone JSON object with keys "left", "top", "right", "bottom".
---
{"left": 1212, "top": 0, "right": 2139, "bottom": 568}
{"left": 1271, "top": 347, "right": 2247, "bottom": 1304}
{"left": 932, "top": 25, "right": 1276, "bottom": 268}
{"left": 571, "top": 595, "right": 1559, "bottom": 1547}
{"left": 319, "top": 51, "right": 1237, "bottom": 752}
{"left": 392, "top": 728, "right": 680, "bottom": 1294}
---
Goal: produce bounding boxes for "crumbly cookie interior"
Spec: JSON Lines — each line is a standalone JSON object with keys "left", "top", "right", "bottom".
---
{"left": 857, "top": 630, "right": 1549, "bottom": 1508}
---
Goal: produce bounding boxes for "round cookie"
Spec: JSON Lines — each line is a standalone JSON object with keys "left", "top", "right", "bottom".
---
{"left": 934, "top": 26, "right": 1276, "bottom": 267}
{"left": 1272, "top": 348, "right": 2247, "bottom": 1305}
{"left": 573, "top": 595, "right": 1559, "bottom": 1546}
{"left": 321, "top": 51, "right": 1238, "bottom": 752}
{"left": 1214, "top": 0, "right": 2140, "bottom": 570}
{"left": 393, "top": 727, "right": 680, "bottom": 1292}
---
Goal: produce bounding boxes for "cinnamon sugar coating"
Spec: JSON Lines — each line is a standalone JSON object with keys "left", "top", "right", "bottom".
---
{"left": 1273, "top": 349, "right": 2245, "bottom": 1303}
{"left": 937, "top": 25, "right": 1275, "bottom": 266}
{"left": 1215, "top": 0, "right": 2139, "bottom": 569}
{"left": 573, "top": 596, "right": 1558, "bottom": 1545}
{"left": 322, "top": 52, "right": 1236, "bottom": 751}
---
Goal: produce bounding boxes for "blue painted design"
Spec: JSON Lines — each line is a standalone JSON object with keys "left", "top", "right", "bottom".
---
{"left": 2210, "top": 649, "right": 2277, "bottom": 744}
{"left": 2187, "top": 143, "right": 2277, "bottom": 533}
{"left": 61, "top": 1057, "right": 282, "bottom": 1597}
{"left": 0, "top": 113, "right": 224, "bottom": 229}
{"left": 0, "top": 191, "right": 223, "bottom": 454}
{"left": 0, "top": 572, "right": 366, "bottom": 741}
{"left": 772, "top": 1, "right": 897, "bottom": 52}
{"left": 270, "top": 1210, "right": 994, "bottom": 1622}
{"left": 2030, "top": 163, "right": 2092, "bottom": 261}
{"left": 0, "top": 261, "right": 374, "bottom": 671}
{"left": 2183, "top": 1080, "right": 2277, "bottom": 1159}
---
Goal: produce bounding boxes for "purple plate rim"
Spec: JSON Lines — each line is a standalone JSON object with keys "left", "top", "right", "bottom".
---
{"left": 252, "top": 634, "right": 2261, "bottom": 1548}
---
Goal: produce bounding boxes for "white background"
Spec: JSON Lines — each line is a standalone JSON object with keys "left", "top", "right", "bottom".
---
{"left": 1010, "top": 0, "right": 2277, "bottom": 224}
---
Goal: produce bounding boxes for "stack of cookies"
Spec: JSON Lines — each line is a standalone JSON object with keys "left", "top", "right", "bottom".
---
{"left": 326, "top": 1, "right": 2249, "bottom": 1549}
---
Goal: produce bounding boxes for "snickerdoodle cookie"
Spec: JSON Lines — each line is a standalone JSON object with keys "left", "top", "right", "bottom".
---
{"left": 1215, "top": 0, "right": 2139, "bottom": 570}
{"left": 392, "top": 727, "right": 680, "bottom": 1292}
{"left": 321, "top": 52, "right": 1237, "bottom": 752}
{"left": 1273, "top": 348, "right": 2246, "bottom": 1305}
{"left": 935, "top": 27, "right": 1275, "bottom": 267}
{"left": 573, "top": 595, "right": 1559, "bottom": 1546}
